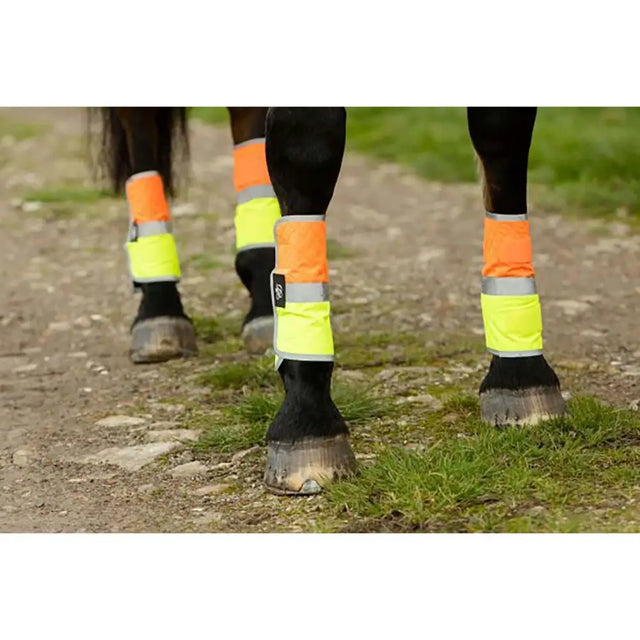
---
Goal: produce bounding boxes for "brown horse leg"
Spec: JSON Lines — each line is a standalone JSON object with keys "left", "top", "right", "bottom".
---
{"left": 113, "top": 107, "right": 196, "bottom": 364}
{"left": 227, "top": 107, "right": 279, "bottom": 354}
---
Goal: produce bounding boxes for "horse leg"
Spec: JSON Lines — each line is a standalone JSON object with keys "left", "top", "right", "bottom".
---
{"left": 111, "top": 107, "right": 197, "bottom": 363}
{"left": 228, "top": 107, "right": 280, "bottom": 354}
{"left": 468, "top": 107, "right": 566, "bottom": 426}
{"left": 262, "top": 107, "right": 356, "bottom": 494}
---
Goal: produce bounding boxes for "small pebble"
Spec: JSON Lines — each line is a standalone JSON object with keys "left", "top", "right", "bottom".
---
{"left": 12, "top": 449, "right": 33, "bottom": 467}
{"left": 190, "top": 484, "right": 233, "bottom": 497}
{"left": 231, "top": 445, "right": 261, "bottom": 463}
{"left": 169, "top": 461, "right": 208, "bottom": 478}
{"left": 22, "top": 201, "right": 42, "bottom": 212}
{"left": 95, "top": 415, "right": 147, "bottom": 428}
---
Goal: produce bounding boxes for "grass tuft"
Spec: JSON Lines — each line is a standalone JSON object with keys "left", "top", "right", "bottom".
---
{"left": 193, "top": 377, "right": 392, "bottom": 454}
{"left": 185, "top": 253, "right": 224, "bottom": 272}
{"left": 327, "top": 238, "right": 357, "bottom": 260}
{"left": 197, "top": 357, "right": 278, "bottom": 391}
{"left": 192, "top": 314, "right": 241, "bottom": 345}
{"left": 326, "top": 396, "right": 640, "bottom": 532}
{"left": 0, "top": 116, "right": 50, "bottom": 141}
{"left": 192, "top": 416, "right": 267, "bottom": 453}
{"left": 24, "top": 186, "right": 114, "bottom": 204}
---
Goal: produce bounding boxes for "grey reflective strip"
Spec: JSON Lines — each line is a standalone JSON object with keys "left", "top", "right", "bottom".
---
{"left": 125, "top": 170, "right": 159, "bottom": 187}
{"left": 275, "top": 351, "right": 334, "bottom": 365}
{"left": 482, "top": 277, "right": 537, "bottom": 296}
{"left": 487, "top": 348, "right": 544, "bottom": 358}
{"left": 274, "top": 214, "right": 326, "bottom": 227}
{"left": 237, "top": 242, "right": 275, "bottom": 253}
{"left": 485, "top": 212, "right": 528, "bottom": 221}
{"left": 127, "top": 221, "right": 172, "bottom": 241}
{"left": 132, "top": 276, "right": 180, "bottom": 284}
{"left": 137, "top": 221, "right": 172, "bottom": 237}
{"left": 286, "top": 282, "right": 329, "bottom": 303}
{"left": 234, "top": 137, "right": 265, "bottom": 150}
{"left": 237, "top": 184, "right": 276, "bottom": 204}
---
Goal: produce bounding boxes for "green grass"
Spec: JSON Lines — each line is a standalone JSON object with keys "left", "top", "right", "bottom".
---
{"left": 184, "top": 253, "right": 224, "bottom": 272}
{"left": 193, "top": 106, "right": 640, "bottom": 219}
{"left": 192, "top": 314, "right": 240, "bottom": 344}
{"left": 326, "top": 395, "right": 640, "bottom": 532}
{"left": 181, "top": 323, "right": 639, "bottom": 531}
{"left": 193, "top": 349, "right": 392, "bottom": 453}
{"left": 0, "top": 116, "right": 50, "bottom": 141}
{"left": 326, "top": 238, "right": 357, "bottom": 260}
{"left": 336, "top": 330, "right": 485, "bottom": 370}
{"left": 346, "top": 108, "right": 476, "bottom": 182}
{"left": 347, "top": 107, "right": 640, "bottom": 219}
{"left": 192, "top": 107, "right": 228, "bottom": 126}
{"left": 193, "top": 381, "right": 389, "bottom": 454}
{"left": 193, "top": 415, "right": 267, "bottom": 453}
{"left": 24, "top": 185, "right": 114, "bottom": 204}
{"left": 197, "top": 357, "right": 278, "bottom": 391}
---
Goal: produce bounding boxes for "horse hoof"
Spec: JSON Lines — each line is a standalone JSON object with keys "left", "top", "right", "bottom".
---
{"left": 130, "top": 316, "right": 198, "bottom": 364}
{"left": 241, "top": 316, "right": 274, "bottom": 355}
{"left": 480, "top": 385, "right": 566, "bottom": 427}
{"left": 264, "top": 434, "right": 357, "bottom": 495}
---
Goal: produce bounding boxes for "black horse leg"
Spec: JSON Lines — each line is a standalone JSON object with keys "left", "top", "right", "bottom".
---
{"left": 227, "top": 107, "right": 279, "bottom": 354}
{"left": 115, "top": 107, "right": 196, "bottom": 363}
{"left": 468, "top": 107, "right": 565, "bottom": 425}
{"left": 262, "top": 107, "right": 356, "bottom": 494}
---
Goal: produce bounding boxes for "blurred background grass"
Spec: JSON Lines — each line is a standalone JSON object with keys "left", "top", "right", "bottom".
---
{"left": 193, "top": 107, "right": 640, "bottom": 219}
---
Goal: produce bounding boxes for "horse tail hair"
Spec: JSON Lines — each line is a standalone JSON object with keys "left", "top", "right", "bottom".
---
{"left": 88, "top": 107, "right": 190, "bottom": 197}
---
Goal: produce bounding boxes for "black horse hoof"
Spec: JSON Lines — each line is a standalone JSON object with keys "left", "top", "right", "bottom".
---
{"left": 130, "top": 316, "right": 198, "bottom": 364}
{"left": 264, "top": 434, "right": 357, "bottom": 495}
{"left": 480, "top": 385, "right": 566, "bottom": 427}
{"left": 241, "top": 316, "right": 274, "bottom": 355}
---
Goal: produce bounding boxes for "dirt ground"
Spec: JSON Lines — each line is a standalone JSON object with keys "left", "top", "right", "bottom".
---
{"left": 1, "top": 107, "right": 639, "bottom": 532}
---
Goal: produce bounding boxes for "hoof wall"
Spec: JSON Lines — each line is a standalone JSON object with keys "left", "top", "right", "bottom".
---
{"left": 264, "top": 434, "right": 356, "bottom": 495}
{"left": 480, "top": 385, "right": 566, "bottom": 427}
{"left": 130, "top": 316, "right": 198, "bottom": 364}
{"left": 241, "top": 316, "right": 274, "bottom": 355}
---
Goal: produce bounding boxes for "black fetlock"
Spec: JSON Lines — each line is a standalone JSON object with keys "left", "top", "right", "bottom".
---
{"left": 264, "top": 361, "right": 356, "bottom": 495}
{"left": 479, "top": 355, "right": 566, "bottom": 427}
{"left": 130, "top": 281, "right": 197, "bottom": 364}
{"left": 132, "top": 282, "right": 189, "bottom": 327}
{"left": 235, "top": 247, "right": 275, "bottom": 354}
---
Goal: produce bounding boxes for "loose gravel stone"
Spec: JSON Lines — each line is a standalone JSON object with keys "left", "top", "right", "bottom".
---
{"left": 94, "top": 415, "right": 147, "bottom": 428}
{"left": 79, "top": 443, "right": 179, "bottom": 472}
{"left": 169, "top": 461, "right": 208, "bottom": 478}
